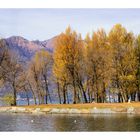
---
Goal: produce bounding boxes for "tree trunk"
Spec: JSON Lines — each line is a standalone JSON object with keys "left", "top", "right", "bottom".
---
{"left": 102, "top": 82, "right": 106, "bottom": 103}
{"left": 98, "top": 96, "right": 102, "bottom": 103}
{"left": 87, "top": 88, "right": 91, "bottom": 103}
{"left": 138, "top": 92, "right": 140, "bottom": 101}
{"left": 77, "top": 92, "right": 81, "bottom": 103}
{"left": 26, "top": 93, "right": 30, "bottom": 105}
{"left": 45, "top": 92, "right": 48, "bottom": 104}
{"left": 24, "top": 88, "right": 30, "bottom": 105}
{"left": 43, "top": 75, "right": 49, "bottom": 104}
{"left": 78, "top": 81, "right": 88, "bottom": 103}
{"left": 12, "top": 81, "right": 17, "bottom": 106}
{"left": 44, "top": 84, "right": 48, "bottom": 104}
{"left": 57, "top": 82, "right": 61, "bottom": 104}
{"left": 79, "top": 88, "right": 84, "bottom": 103}
{"left": 66, "top": 88, "right": 70, "bottom": 104}
{"left": 48, "top": 93, "right": 52, "bottom": 104}
{"left": 28, "top": 81, "right": 37, "bottom": 105}
{"left": 32, "top": 91, "right": 37, "bottom": 105}
{"left": 80, "top": 84, "right": 88, "bottom": 103}
{"left": 121, "top": 92, "right": 126, "bottom": 103}
{"left": 73, "top": 82, "right": 77, "bottom": 104}
{"left": 65, "top": 85, "right": 69, "bottom": 104}
{"left": 66, "top": 93, "right": 69, "bottom": 104}
{"left": 131, "top": 93, "right": 136, "bottom": 101}
{"left": 13, "top": 87, "right": 17, "bottom": 106}
{"left": 118, "top": 93, "right": 121, "bottom": 103}
{"left": 95, "top": 79, "right": 99, "bottom": 103}
{"left": 37, "top": 95, "right": 40, "bottom": 104}
{"left": 108, "top": 92, "right": 111, "bottom": 103}
{"left": 35, "top": 73, "right": 42, "bottom": 104}
{"left": 63, "top": 85, "right": 66, "bottom": 104}
{"left": 41, "top": 95, "right": 44, "bottom": 104}
{"left": 137, "top": 85, "right": 140, "bottom": 101}
{"left": 126, "top": 94, "right": 129, "bottom": 102}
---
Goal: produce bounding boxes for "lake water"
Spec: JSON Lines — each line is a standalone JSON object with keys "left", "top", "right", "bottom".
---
{"left": 0, "top": 113, "right": 140, "bottom": 131}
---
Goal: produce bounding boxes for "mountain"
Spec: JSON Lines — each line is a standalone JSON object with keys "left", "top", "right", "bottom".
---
{"left": 0, "top": 36, "right": 57, "bottom": 97}
{"left": 32, "top": 37, "right": 56, "bottom": 52}
{"left": 4, "top": 36, "right": 56, "bottom": 60}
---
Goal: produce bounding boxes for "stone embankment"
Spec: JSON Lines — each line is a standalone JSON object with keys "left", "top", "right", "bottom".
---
{"left": 0, "top": 103, "right": 140, "bottom": 114}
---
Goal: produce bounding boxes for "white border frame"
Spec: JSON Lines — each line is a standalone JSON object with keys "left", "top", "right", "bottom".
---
{"left": 0, "top": 0, "right": 140, "bottom": 140}
{"left": 0, "top": 0, "right": 139, "bottom": 8}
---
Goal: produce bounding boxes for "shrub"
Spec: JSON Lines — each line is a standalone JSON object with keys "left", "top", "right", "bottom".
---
{"left": 2, "top": 94, "right": 14, "bottom": 106}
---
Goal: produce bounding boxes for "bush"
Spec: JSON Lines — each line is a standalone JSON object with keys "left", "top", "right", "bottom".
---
{"left": 2, "top": 94, "right": 14, "bottom": 106}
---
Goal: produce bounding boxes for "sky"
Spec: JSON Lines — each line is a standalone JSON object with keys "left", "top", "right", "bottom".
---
{"left": 0, "top": 9, "right": 140, "bottom": 41}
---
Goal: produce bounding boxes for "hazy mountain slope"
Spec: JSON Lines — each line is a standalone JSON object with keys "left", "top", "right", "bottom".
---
{"left": 4, "top": 36, "right": 56, "bottom": 60}
{"left": 32, "top": 36, "right": 57, "bottom": 52}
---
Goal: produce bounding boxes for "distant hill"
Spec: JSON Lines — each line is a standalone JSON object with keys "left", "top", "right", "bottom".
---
{"left": 0, "top": 36, "right": 57, "bottom": 97}
{"left": 4, "top": 36, "right": 56, "bottom": 60}
{"left": 32, "top": 37, "right": 56, "bottom": 52}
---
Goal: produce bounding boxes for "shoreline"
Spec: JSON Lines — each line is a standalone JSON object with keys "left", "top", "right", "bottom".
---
{"left": 1, "top": 103, "right": 140, "bottom": 114}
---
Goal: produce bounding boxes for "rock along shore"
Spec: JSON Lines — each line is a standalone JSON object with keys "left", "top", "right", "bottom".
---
{"left": 1, "top": 103, "right": 140, "bottom": 114}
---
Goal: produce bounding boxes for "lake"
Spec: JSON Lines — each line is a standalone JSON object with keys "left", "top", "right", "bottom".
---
{"left": 0, "top": 113, "right": 140, "bottom": 131}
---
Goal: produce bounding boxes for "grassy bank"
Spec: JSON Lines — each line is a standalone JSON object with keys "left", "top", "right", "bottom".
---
{"left": 1, "top": 102, "right": 140, "bottom": 109}
{"left": 1, "top": 103, "right": 140, "bottom": 114}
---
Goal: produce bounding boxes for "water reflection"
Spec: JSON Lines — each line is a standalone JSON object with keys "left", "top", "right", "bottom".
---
{"left": 0, "top": 113, "right": 140, "bottom": 131}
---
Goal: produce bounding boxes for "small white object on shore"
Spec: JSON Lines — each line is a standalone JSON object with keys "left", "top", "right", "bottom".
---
{"left": 128, "top": 98, "right": 131, "bottom": 103}
{"left": 74, "top": 120, "right": 77, "bottom": 123}
{"left": 31, "top": 120, "right": 34, "bottom": 123}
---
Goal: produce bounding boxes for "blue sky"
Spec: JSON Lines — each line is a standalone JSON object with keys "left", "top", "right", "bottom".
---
{"left": 0, "top": 9, "right": 140, "bottom": 40}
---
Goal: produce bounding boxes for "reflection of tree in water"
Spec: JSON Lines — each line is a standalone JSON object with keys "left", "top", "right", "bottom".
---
{"left": 0, "top": 114, "right": 140, "bottom": 131}
{"left": 84, "top": 114, "right": 138, "bottom": 131}
{"left": 127, "top": 115, "right": 139, "bottom": 131}
{"left": 50, "top": 114, "right": 140, "bottom": 131}
{"left": 105, "top": 114, "right": 138, "bottom": 131}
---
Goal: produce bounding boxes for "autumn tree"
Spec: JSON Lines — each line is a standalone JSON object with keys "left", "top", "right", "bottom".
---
{"left": 135, "top": 35, "right": 140, "bottom": 101}
{"left": 34, "top": 49, "right": 53, "bottom": 104}
{"left": 28, "top": 59, "right": 44, "bottom": 104}
{"left": 1, "top": 51, "right": 23, "bottom": 106}
{"left": 1, "top": 24, "right": 139, "bottom": 105}
{"left": 0, "top": 40, "right": 9, "bottom": 80}
{"left": 108, "top": 24, "right": 136, "bottom": 102}
{"left": 85, "top": 29, "right": 113, "bottom": 103}
{"left": 28, "top": 49, "right": 53, "bottom": 104}
{"left": 25, "top": 69, "right": 37, "bottom": 105}
{"left": 18, "top": 70, "right": 32, "bottom": 105}
{"left": 53, "top": 26, "right": 88, "bottom": 104}
{"left": 53, "top": 33, "right": 70, "bottom": 104}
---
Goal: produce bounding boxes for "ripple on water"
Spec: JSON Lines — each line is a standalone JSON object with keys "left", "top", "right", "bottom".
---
{"left": 0, "top": 113, "right": 140, "bottom": 131}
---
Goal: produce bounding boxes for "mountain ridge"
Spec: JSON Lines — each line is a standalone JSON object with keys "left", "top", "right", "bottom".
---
{"left": 4, "top": 35, "right": 56, "bottom": 60}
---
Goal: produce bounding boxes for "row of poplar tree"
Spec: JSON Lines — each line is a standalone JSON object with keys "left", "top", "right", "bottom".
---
{"left": 0, "top": 24, "right": 140, "bottom": 106}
